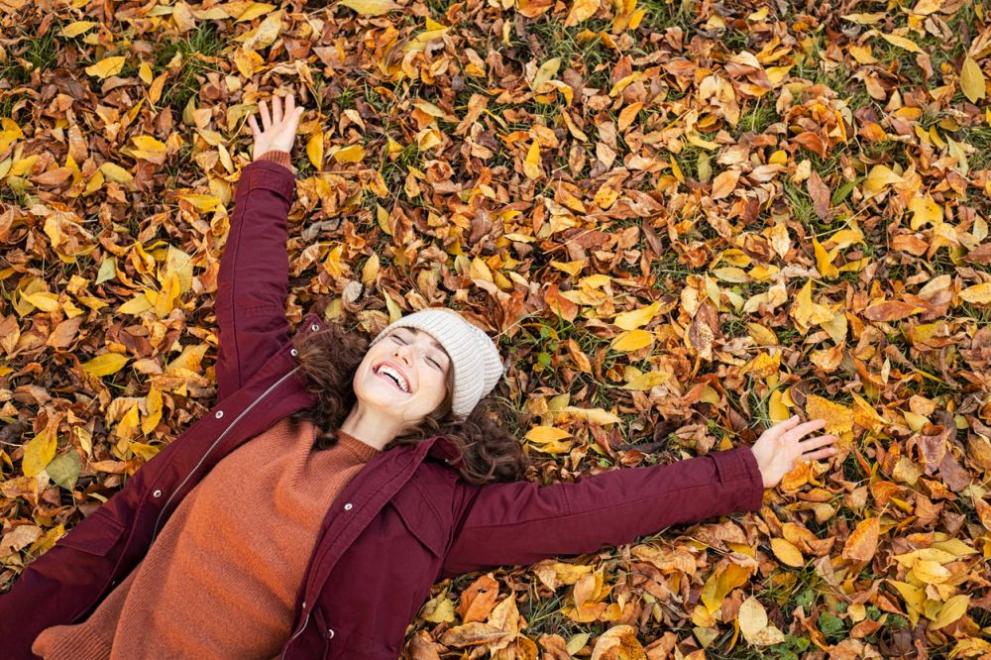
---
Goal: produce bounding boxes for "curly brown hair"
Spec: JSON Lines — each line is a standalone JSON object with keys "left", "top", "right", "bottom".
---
{"left": 286, "top": 318, "right": 530, "bottom": 486}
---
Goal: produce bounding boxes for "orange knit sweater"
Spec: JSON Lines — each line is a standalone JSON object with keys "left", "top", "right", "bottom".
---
{"left": 31, "top": 418, "right": 379, "bottom": 658}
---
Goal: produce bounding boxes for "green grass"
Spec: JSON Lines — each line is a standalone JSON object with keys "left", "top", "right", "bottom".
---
{"left": 0, "top": 29, "right": 60, "bottom": 86}
{"left": 739, "top": 100, "right": 779, "bottom": 134}
{"left": 782, "top": 180, "right": 817, "bottom": 227}
{"left": 954, "top": 123, "right": 991, "bottom": 172}
{"left": 153, "top": 22, "right": 226, "bottom": 112}
{"left": 636, "top": 0, "right": 698, "bottom": 34}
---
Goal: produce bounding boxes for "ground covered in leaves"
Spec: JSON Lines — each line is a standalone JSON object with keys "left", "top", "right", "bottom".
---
{"left": 2, "top": 0, "right": 991, "bottom": 657}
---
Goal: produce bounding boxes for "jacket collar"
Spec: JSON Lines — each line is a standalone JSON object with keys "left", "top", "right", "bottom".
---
{"left": 424, "top": 434, "right": 462, "bottom": 464}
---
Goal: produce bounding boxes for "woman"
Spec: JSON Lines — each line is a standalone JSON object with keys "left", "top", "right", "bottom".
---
{"left": 1, "top": 92, "right": 839, "bottom": 659}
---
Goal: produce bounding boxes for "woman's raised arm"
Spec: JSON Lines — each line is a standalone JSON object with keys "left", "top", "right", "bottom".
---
{"left": 439, "top": 416, "right": 837, "bottom": 579}
{"left": 214, "top": 94, "right": 305, "bottom": 401}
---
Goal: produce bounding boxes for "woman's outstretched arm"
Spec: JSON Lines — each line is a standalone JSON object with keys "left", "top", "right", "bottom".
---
{"left": 440, "top": 416, "right": 837, "bottom": 579}
{"left": 214, "top": 94, "right": 304, "bottom": 401}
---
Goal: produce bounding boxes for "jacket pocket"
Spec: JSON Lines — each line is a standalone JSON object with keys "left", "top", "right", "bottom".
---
{"left": 58, "top": 507, "right": 127, "bottom": 556}
{"left": 388, "top": 482, "right": 447, "bottom": 557}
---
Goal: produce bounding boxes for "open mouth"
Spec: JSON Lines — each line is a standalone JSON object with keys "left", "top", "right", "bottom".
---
{"left": 375, "top": 365, "right": 410, "bottom": 394}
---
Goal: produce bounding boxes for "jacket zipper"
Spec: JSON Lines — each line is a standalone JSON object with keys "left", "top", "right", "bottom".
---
{"left": 282, "top": 609, "right": 312, "bottom": 659}
{"left": 150, "top": 364, "right": 304, "bottom": 541}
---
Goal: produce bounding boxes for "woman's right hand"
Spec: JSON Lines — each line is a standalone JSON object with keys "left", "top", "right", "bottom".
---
{"left": 248, "top": 92, "right": 305, "bottom": 161}
{"left": 749, "top": 415, "right": 838, "bottom": 489}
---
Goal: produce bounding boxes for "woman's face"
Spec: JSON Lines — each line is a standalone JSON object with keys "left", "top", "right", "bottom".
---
{"left": 353, "top": 326, "right": 451, "bottom": 429}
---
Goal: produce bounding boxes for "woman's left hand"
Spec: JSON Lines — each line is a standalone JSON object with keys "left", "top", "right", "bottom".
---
{"left": 750, "top": 415, "right": 839, "bottom": 489}
{"left": 248, "top": 92, "right": 305, "bottom": 161}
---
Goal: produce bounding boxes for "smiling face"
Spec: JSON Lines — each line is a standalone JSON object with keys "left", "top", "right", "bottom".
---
{"left": 353, "top": 326, "right": 453, "bottom": 431}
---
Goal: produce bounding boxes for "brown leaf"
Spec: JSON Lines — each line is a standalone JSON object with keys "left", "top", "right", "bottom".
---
{"left": 841, "top": 517, "right": 880, "bottom": 563}
{"left": 806, "top": 170, "right": 831, "bottom": 220}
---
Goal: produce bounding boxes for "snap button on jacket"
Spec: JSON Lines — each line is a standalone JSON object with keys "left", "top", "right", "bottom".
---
{"left": 0, "top": 160, "right": 765, "bottom": 659}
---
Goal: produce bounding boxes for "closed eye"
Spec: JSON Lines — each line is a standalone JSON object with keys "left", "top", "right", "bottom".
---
{"left": 392, "top": 334, "right": 442, "bottom": 370}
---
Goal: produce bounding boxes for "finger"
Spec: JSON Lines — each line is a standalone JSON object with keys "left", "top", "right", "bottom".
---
{"left": 802, "top": 447, "right": 838, "bottom": 461}
{"left": 272, "top": 95, "right": 283, "bottom": 124}
{"left": 289, "top": 105, "right": 304, "bottom": 131}
{"left": 248, "top": 115, "right": 260, "bottom": 137}
{"left": 784, "top": 419, "right": 826, "bottom": 441}
{"left": 799, "top": 434, "right": 838, "bottom": 452}
{"left": 764, "top": 414, "right": 802, "bottom": 440}
{"left": 285, "top": 93, "right": 296, "bottom": 115}
{"left": 260, "top": 99, "right": 271, "bottom": 130}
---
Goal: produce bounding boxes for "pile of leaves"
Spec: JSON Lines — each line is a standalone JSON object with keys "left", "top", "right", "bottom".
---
{"left": 2, "top": 0, "right": 991, "bottom": 657}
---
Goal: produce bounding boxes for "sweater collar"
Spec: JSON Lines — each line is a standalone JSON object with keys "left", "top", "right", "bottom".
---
{"left": 334, "top": 429, "right": 380, "bottom": 462}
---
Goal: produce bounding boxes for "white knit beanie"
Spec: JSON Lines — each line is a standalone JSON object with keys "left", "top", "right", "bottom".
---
{"left": 369, "top": 308, "right": 506, "bottom": 421}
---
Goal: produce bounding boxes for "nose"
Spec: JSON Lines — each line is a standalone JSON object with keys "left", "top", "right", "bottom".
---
{"left": 393, "top": 344, "right": 413, "bottom": 366}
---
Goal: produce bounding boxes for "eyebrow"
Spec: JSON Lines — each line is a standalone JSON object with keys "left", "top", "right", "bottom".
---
{"left": 396, "top": 327, "right": 447, "bottom": 359}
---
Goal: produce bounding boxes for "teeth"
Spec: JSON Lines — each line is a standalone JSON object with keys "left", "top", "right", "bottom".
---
{"left": 378, "top": 365, "right": 409, "bottom": 393}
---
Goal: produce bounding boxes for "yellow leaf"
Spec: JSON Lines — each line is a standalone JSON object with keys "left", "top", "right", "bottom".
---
{"left": 100, "top": 162, "right": 133, "bottom": 183}
{"left": 523, "top": 140, "right": 542, "bottom": 180}
{"left": 842, "top": 12, "right": 885, "bottom": 24}
{"left": 22, "top": 422, "right": 58, "bottom": 478}
{"left": 81, "top": 352, "right": 130, "bottom": 378}
{"left": 701, "top": 562, "right": 751, "bottom": 614}
{"left": 85, "top": 55, "right": 126, "bottom": 79}
{"left": 613, "top": 301, "right": 661, "bottom": 330}
{"left": 531, "top": 57, "right": 561, "bottom": 92}
{"left": 880, "top": 33, "right": 922, "bottom": 53}
{"left": 863, "top": 164, "right": 902, "bottom": 195}
{"left": 617, "top": 101, "right": 643, "bottom": 132}
{"left": 739, "top": 596, "right": 786, "bottom": 646}
{"left": 236, "top": 1, "right": 276, "bottom": 21}
{"left": 813, "top": 238, "right": 839, "bottom": 279}
{"left": 565, "top": 0, "right": 600, "bottom": 26}
{"left": 130, "top": 135, "right": 168, "bottom": 162}
{"left": 132, "top": 135, "right": 167, "bottom": 154}
{"left": 236, "top": 10, "right": 284, "bottom": 50}
{"left": 141, "top": 385, "right": 163, "bottom": 435}
{"left": 177, "top": 193, "right": 221, "bottom": 212}
{"left": 769, "top": 389, "right": 791, "bottom": 422}
{"left": 154, "top": 270, "right": 181, "bottom": 317}
{"left": 115, "top": 403, "right": 140, "bottom": 442}
{"left": 960, "top": 56, "right": 986, "bottom": 103}
{"left": 323, "top": 244, "right": 345, "bottom": 278}
{"left": 361, "top": 252, "right": 380, "bottom": 286}
{"left": 469, "top": 256, "right": 493, "bottom": 282}
{"left": 340, "top": 0, "right": 399, "bottom": 15}
{"left": 909, "top": 193, "right": 943, "bottom": 229}
{"left": 307, "top": 131, "right": 324, "bottom": 170}
{"left": 376, "top": 204, "right": 393, "bottom": 236}
{"left": 119, "top": 293, "right": 152, "bottom": 315}
{"left": 0, "top": 117, "right": 24, "bottom": 153}
{"left": 526, "top": 426, "right": 572, "bottom": 442}
{"left": 806, "top": 394, "right": 854, "bottom": 436}
{"left": 593, "top": 183, "right": 618, "bottom": 209}
{"left": 60, "top": 21, "right": 97, "bottom": 38}
{"left": 23, "top": 291, "right": 60, "bottom": 312}
{"left": 610, "top": 329, "right": 654, "bottom": 352}
{"left": 166, "top": 344, "right": 209, "bottom": 375}
{"left": 561, "top": 406, "right": 621, "bottom": 425}
{"left": 332, "top": 144, "right": 364, "bottom": 164}
{"left": 960, "top": 282, "right": 991, "bottom": 304}
{"left": 84, "top": 169, "right": 105, "bottom": 195}
{"left": 771, "top": 538, "right": 805, "bottom": 567}
{"left": 234, "top": 48, "right": 264, "bottom": 77}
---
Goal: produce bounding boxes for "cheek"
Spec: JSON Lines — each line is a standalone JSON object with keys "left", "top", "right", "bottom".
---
{"left": 422, "top": 371, "right": 448, "bottom": 404}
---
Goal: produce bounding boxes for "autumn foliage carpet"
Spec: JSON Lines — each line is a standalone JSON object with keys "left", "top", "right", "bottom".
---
{"left": 2, "top": 0, "right": 991, "bottom": 658}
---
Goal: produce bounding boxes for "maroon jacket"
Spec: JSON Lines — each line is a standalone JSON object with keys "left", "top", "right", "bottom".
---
{"left": 0, "top": 159, "right": 766, "bottom": 659}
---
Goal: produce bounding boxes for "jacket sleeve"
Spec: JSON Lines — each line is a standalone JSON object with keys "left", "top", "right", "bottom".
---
{"left": 214, "top": 157, "right": 296, "bottom": 402}
{"left": 439, "top": 446, "right": 764, "bottom": 579}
